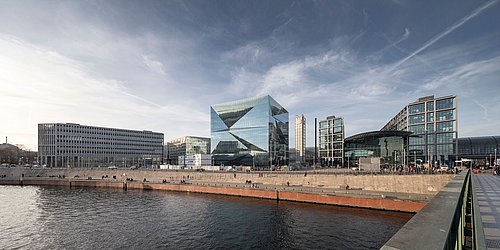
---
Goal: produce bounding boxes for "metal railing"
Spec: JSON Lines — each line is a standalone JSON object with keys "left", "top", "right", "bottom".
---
{"left": 381, "top": 169, "right": 485, "bottom": 250}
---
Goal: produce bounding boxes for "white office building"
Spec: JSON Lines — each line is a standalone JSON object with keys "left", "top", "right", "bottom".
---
{"left": 38, "top": 123, "right": 164, "bottom": 168}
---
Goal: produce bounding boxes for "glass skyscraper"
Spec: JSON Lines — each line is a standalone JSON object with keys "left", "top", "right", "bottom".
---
{"left": 210, "top": 95, "right": 289, "bottom": 169}
{"left": 382, "top": 95, "right": 458, "bottom": 166}
{"left": 319, "top": 116, "right": 344, "bottom": 167}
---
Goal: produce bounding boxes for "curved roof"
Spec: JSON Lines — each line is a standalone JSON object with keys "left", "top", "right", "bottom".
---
{"left": 457, "top": 136, "right": 500, "bottom": 145}
{"left": 345, "top": 130, "right": 412, "bottom": 143}
{"left": 0, "top": 143, "right": 19, "bottom": 151}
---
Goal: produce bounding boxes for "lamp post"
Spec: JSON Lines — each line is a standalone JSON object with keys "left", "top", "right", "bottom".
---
{"left": 495, "top": 148, "right": 497, "bottom": 167}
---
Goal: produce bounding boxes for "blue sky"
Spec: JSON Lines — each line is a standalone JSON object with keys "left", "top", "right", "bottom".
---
{"left": 0, "top": 0, "right": 499, "bottom": 150}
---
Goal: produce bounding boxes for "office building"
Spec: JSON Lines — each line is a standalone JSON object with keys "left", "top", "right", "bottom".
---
{"left": 38, "top": 123, "right": 164, "bottom": 168}
{"left": 382, "top": 95, "right": 458, "bottom": 166}
{"left": 344, "top": 131, "right": 411, "bottom": 167}
{"left": 210, "top": 95, "right": 289, "bottom": 169}
{"left": 295, "top": 115, "right": 306, "bottom": 163}
{"left": 318, "top": 115, "right": 344, "bottom": 167}
{"left": 167, "top": 136, "right": 211, "bottom": 165}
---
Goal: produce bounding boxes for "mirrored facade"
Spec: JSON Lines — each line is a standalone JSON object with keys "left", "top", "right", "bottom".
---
{"left": 382, "top": 95, "right": 458, "bottom": 166}
{"left": 210, "top": 95, "right": 289, "bottom": 169}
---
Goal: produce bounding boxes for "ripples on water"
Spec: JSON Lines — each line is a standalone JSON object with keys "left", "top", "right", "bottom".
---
{"left": 0, "top": 185, "right": 411, "bottom": 249}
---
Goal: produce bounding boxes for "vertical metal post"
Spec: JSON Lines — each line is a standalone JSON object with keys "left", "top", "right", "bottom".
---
{"left": 314, "top": 118, "right": 317, "bottom": 168}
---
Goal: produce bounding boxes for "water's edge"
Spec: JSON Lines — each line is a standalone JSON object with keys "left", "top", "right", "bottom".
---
{"left": 0, "top": 178, "right": 424, "bottom": 213}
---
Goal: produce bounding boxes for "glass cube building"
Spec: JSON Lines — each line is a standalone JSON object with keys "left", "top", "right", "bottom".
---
{"left": 382, "top": 95, "right": 458, "bottom": 166}
{"left": 210, "top": 95, "right": 289, "bottom": 169}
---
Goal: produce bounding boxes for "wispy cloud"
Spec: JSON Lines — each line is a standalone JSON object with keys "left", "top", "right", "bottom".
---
{"left": 420, "top": 55, "right": 500, "bottom": 91}
{"left": 0, "top": 34, "right": 208, "bottom": 149}
{"left": 390, "top": 0, "right": 498, "bottom": 72}
{"left": 473, "top": 100, "right": 492, "bottom": 122}
{"left": 143, "top": 55, "right": 166, "bottom": 75}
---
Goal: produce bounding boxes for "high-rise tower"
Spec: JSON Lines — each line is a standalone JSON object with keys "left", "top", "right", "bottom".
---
{"left": 295, "top": 115, "right": 306, "bottom": 163}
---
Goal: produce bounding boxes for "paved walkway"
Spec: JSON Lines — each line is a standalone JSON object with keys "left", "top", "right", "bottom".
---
{"left": 475, "top": 174, "right": 500, "bottom": 249}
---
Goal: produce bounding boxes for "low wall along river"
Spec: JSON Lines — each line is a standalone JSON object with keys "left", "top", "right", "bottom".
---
{"left": 0, "top": 168, "right": 455, "bottom": 213}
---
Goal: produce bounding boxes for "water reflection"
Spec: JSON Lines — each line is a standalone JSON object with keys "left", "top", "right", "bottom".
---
{"left": 0, "top": 186, "right": 411, "bottom": 249}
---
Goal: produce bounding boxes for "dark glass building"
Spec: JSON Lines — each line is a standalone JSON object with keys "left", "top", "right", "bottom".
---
{"left": 344, "top": 131, "right": 412, "bottom": 167}
{"left": 210, "top": 95, "right": 289, "bottom": 169}
{"left": 456, "top": 136, "right": 500, "bottom": 165}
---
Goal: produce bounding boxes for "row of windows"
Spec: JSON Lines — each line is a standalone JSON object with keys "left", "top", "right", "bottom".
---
{"left": 408, "top": 98, "right": 454, "bottom": 114}
{"left": 409, "top": 144, "right": 454, "bottom": 154}
{"left": 409, "top": 110, "right": 455, "bottom": 125}
{"left": 409, "top": 121, "right": 455, "bottom": 134}
{"left": 55, "top": 150, "right": 162, "bottom": 155}
{"left": 409, "top": 133, "right": 455, "bottom": 145}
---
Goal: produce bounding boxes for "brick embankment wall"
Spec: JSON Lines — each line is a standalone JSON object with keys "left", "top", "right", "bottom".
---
{"left": 0, "top": 177, "right": 426, "bottom": 212}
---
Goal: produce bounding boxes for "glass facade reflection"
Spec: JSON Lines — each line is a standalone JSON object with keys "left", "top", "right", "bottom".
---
{"left": 167, "top": 136, "right": 211, "bottom": 165}
{"left": 344, "top": 131, "right": 411, "bottom": 167}
{"left": 382, "top": 95, "right": 458, "bottom": 166}
{"left": 210, "top": 95, "right": 289, "bottom": 169}
{"left": 319, "top": 116, "right": 344, "bottom": 167}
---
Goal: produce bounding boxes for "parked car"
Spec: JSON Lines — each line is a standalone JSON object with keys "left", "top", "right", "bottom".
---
{"left": 108, "top": 166, "right": 117, "bottom": 169}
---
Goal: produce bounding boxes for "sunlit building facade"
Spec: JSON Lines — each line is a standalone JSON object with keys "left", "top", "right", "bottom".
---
{"left": 319, "top": 116, "right": 344, "bottom": 167}
{"left": 295, "top": 115, "right": 306, "bottom": 163}
{"left": 210, "top": 95, "right": 289, "bottom": 169}
{"left": 382, "top": 95, "right": 458, "bottom": 166}
{"left": 167, "top": 136, "right": 211, "bottom": 165}
{"left": 38, "top": 123, "right": 164, "bottom": 168}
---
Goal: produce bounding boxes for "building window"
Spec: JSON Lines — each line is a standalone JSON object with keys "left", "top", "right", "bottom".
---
{"left": 436, "top": 110, "right": 454, "bottom": 121}
{"left": 409, "top": 114, "right": 425, "bottom": 125}
{"left": 426, "top": 102, "right": 434, "bottom": 111}
{"left": 436, "top": 121, "right": 454, "bottom": 132}
{"left": 409, "top": 125, "right": 425, "bottom": 134}
{"left": 436, "top": 133, "right": 454, "bottom": 144}
{"left": 436, "top": 98, "right": 453, "bottom": 110}
{"left": 426, "top": 112, "right": 434, "bottom": 122}
{"left": 409, "top": 104, "right": 425, "bottom": 114}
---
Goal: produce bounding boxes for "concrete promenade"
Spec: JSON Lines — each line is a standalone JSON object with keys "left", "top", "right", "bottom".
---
{"left": 0, "top": 167, "right": 456, "bottom": 212}
{"left": 475, "top": 174, "right": 500, "bottom": 249}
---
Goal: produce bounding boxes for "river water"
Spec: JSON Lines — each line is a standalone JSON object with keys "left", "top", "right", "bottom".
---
{"left": 0, "top": 185, "right": 411, "bottom": 249}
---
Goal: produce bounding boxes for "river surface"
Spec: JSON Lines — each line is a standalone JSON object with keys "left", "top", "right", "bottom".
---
{"left": 0, "top": 185, "right": 411, "bottom": 249}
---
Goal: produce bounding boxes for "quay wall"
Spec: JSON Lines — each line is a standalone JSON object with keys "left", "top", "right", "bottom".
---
{"left": 0, "top": 168, "right": 454, "bottom": 195}
{"left": 0, "top": 178, "right": 425, "bottom": 212}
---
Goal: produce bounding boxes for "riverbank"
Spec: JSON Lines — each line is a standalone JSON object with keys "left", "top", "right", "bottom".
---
{"left": 1, "top": 176, "right": 424, "bottom": 213}
{"left": 0, "top": 167, "right": 455, "bottom": 212}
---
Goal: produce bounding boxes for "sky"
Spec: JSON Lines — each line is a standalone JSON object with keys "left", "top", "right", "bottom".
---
{"left": 0, "top": 0, "right": 499, "bottom": 151}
